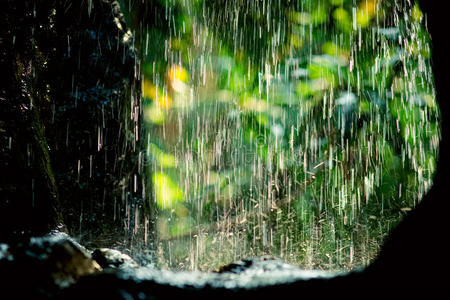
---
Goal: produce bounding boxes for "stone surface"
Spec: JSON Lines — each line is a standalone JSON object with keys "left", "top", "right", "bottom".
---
{"left": 117, "top": 257, "right": 333, "bottom": 290}
{"left": 0, "top": 243, "right": 13, "bottom": 261}
{"left": 58, "top": 254, "right": 341, "bottom": 300}
{"left": 92, "top": 248, "right": 139, "bottom": 270}
{"left": 0, "top": 233, "right": 341, "bottom": 299}
{"left": 0, "top": 232, "right": 101, "bottom": 297}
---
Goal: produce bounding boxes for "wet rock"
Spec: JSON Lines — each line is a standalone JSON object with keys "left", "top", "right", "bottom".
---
{"left": 0, "top": 233, "right": 101, "bottom": 297}
{"left": 92, "top": 248, "right": 139, "bottom": 269}
{"left": 0, "top": 243, "right": 13, "bottom": 261}
{"left": 216, "top": 256, "right": 296, "bottom": 274}
{"left": 0, "top": 232, "right": 359, "bottom": 300}
{"left": 58, "top": 256, "right": 336, "bottom": 300}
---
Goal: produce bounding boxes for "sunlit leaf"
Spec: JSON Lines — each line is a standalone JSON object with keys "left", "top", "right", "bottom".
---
{"left": 333, "top": 7, "right": 351, "bottom": 31}
{"left": 143, "top": 103, "right": 166, "bottom": 124}
{"left": 168, "top": 65, "right": 189, "bottom": 83}
{"left": 290, "top": 11, "right": 312, "bottom": 25}
{"left": 142, "top": 79, "right": 172, "bottom": 109}
{"left": 153, "top": 172, "right": 184, "bottom": 209}
{"left": 149, "top": 143, "right": 177, "bottom": 168}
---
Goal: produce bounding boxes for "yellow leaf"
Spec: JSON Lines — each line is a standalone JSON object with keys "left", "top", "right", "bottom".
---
{"left": 168, "top": 65, "right": 189, "bottom": 83}
{"left": 142, "top": 79, "right": 172, "bottom": 109}
{"left": 357, "top": 0, "right": 378, "bottom": 28}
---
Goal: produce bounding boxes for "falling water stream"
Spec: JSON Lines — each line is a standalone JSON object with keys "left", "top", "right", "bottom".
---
{"left": 118, "top": 0, "right": 439, "bottom": 272}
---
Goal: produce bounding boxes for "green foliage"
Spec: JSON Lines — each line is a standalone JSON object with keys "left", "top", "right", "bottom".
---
{"left": 124, "top": 0, "right": 439, "bottom": 271}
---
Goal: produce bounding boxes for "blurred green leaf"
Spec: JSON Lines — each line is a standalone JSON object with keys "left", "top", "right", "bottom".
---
{"left": 153, "top": 172, "right": 184, "bottom": 209}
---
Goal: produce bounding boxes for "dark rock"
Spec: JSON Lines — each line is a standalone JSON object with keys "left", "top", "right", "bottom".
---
{"left": 57, "top": 255, "right": 336, "bottom": 300}
{"left": 92, "top": 248, "right": 139, "bottom": 269}
{"left": 2, "top": 234, "right": 337, "bottom": 299}
{"left": 0, "top": 233, "right": 101, "bottom": 297}
{"left": 0, "top": 243, "right": 13, "bottom": 261}
{"left": 3, "top": 235, "right": 334, "bottom": 299}
{"left": 215, "top": 256, "right": 318, "bottom": 276}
